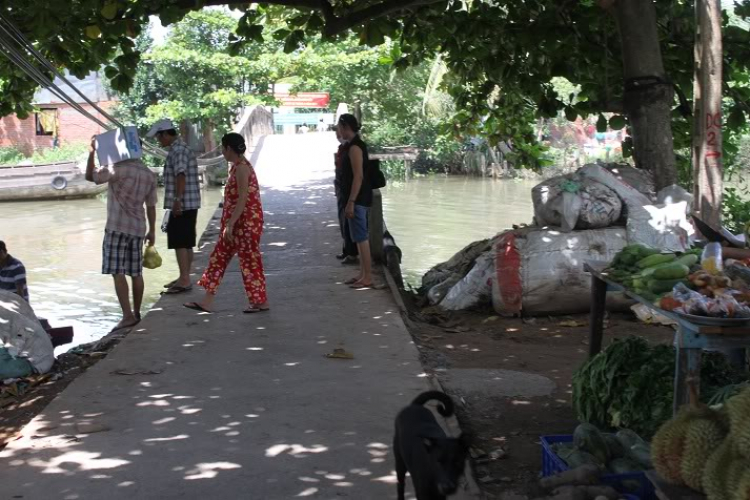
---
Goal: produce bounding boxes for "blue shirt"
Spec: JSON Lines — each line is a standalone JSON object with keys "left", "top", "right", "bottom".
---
{"left": 0, "top": 255, "right": 29, "bottom": 302}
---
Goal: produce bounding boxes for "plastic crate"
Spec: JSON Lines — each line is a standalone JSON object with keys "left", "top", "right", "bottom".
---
{"left": 541, "top": 435, "right": 655, "bottom": 500}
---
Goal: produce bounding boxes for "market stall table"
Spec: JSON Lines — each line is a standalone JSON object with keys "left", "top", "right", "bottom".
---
{"left": 584, "top": 263, "right": 750, "bottom": 415}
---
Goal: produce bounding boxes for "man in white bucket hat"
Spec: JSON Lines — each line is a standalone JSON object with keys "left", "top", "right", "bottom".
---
{"left": 147, "top": 119, "right": 201, "bottom": 294}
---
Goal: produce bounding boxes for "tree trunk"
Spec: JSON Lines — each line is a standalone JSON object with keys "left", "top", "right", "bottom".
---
{"left": 692, "top": 0, "right": 723, "bottom": 228}
{"left": 202, "top": 119, "right": 216, "bottom": 154}
{"left": 612, "top": 0, "right": 677, "bottom": 190}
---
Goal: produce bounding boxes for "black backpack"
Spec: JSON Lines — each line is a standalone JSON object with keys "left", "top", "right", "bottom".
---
{"left": 369, "top": 158, "right": 386, "bottom": 189}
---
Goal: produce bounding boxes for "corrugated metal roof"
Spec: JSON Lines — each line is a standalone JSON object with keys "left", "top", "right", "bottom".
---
{"left": 34, "top": 71, "right": 113, "bottom": 105}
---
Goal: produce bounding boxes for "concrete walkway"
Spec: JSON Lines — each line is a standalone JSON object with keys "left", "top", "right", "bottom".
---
{"left": 0, "top": 133, "right": 473, "bottom": 499}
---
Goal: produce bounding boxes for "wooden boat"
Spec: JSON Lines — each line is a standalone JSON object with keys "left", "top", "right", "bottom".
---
{"left": 0, "top": 160, "right": 107, "bottom": 202}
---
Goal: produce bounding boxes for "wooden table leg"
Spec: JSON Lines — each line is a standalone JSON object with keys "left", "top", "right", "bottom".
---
{"left": 673, "top": 332, "right": 702, "bottom": 415}
{"left": 588, "top": 273, "right": 607, "bottom": 358}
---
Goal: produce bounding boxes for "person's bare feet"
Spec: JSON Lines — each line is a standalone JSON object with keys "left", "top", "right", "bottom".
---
{"left": 111, "top": 315, "right": 139, "bottom": 332}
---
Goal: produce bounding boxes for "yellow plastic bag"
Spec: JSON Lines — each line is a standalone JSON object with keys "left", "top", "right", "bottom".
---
{"left": 143, "top": 244, "right": 162, "bottom": 270}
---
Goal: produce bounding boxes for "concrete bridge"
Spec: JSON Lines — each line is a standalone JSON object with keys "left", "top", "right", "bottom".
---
{"left": 0, "top": 133, "right": 477, "bottom": 500}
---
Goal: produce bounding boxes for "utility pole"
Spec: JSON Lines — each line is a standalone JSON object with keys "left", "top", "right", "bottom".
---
{"left": 692, "top": 0, "right": 723, "bottom": 228}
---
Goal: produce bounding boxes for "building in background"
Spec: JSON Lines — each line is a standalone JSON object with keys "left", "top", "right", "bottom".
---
{"left": 272, "top": 83, "right": 333, "bottom": 134}
{"left": 0, "top": 72, "right": 115, "bottom": 157}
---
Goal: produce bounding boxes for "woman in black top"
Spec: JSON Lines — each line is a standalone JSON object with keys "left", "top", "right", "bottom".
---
{"left": 338, "top": 114, "right": 373, "bottom": 288}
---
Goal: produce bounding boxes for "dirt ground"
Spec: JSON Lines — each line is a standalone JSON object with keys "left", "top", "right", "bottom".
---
{"left": 399, "top": 293, "right": 673, "bottom": 500}
{"left": 0, "top": 334, "right": 122, "bottom": 450}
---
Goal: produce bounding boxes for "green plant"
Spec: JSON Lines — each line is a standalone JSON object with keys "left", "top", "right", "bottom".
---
{"left": 573, "top": 336, "right": 745, "bottom": 438}
{"left": 722, "top": 186, "right": 750, "bottom": 234}
{"left": 0, "top": 146, "right": 23, "bottom": 165}
{"left": 31, "top": 144, "right": 88, "bottom": 164}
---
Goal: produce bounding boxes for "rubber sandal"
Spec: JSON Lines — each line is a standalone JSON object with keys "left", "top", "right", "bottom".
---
{"left": 162, "top": 285, "right": 193, "bottom": 295}
{"left": 324, "top": 348, "right": 354, "bottom": 359}
{"left": 350, "top": 282, "right": 373, "bottom": 289}
{"left": 243, "top": 307, "right": 270, "bottom": 314}
{"left": 163, "top": 280, "right": 178, "bottom": 289}
{"left": 183, "top": 302, "right": 212, "bottom": 314}
{"left": 344, "top": 277, "right": 361, "bottom": 285}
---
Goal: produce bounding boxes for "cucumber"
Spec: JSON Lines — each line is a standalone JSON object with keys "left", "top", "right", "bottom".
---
{"left": 636, "top": 253, "right": 676, "bottom": 269}
{"left": 674, "top": 254, "right": 699, "bottom": 267}
{"left": 652, "top": 263, "right": 690, "bottom": 280}
{"left": 573, "top": 423, "right": 610, "bottom": 464}
{"left": 648, "top": 278, "right": 687, "bottom": 294}
{"left": 608, "top": 457, "right": 644, "bottom": 474}
{"left": 616, "top": 429, "right": 647, "bottom": 449}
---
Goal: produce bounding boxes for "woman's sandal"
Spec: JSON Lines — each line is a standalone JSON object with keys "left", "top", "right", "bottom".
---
{"left": 349, "top": 282, "right": 373, "bottom": 289}
{"left": 344, "top": 277, "right": 361, "bottom": 285}
{"left": 183, "top": 302, "right": 212, "bottom": 313}
{"left": 243, "top": 307, "right": 270, "bottom": 314}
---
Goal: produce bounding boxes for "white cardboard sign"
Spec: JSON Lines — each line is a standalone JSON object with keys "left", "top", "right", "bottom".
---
{"left": 95, "top": 127, "right": 142, "bottom": 166}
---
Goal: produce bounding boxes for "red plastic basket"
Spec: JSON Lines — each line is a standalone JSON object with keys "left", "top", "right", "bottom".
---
{"left": 541, "top": 435, "right": 655, "bottom": 500}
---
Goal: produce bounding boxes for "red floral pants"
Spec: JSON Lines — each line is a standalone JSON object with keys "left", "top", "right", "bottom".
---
{"left": 198, "top": 224, "right": 267, "bottom": 304}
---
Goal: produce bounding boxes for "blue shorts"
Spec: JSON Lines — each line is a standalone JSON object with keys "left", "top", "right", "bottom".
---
{"left": 347, "top": 204, "right": 369, "bottom": 243}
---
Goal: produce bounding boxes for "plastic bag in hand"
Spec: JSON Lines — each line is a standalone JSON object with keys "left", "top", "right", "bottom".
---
{"left": 143, "top": 245, "right": 162, "bottom": 270}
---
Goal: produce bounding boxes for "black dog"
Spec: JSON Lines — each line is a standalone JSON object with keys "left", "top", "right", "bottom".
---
{"left": 394, "top": 391, "right": 470, "bottom": 500}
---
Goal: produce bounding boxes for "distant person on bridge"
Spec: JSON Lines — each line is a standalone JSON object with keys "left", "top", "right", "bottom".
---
{"left": 338, "top": 114, "right": 374, "bottom": 289}
{"left": 86, "top": 138, "right": 158, "bottom": 332}
{"left": 334, "top": 127, "right": 359, "bottom": 264}
{"left": 184, "top": 133, "right": 269, "bottom": 314}
{"left": 147, "top": 119, "right": 202, "bottom": 295}
{"left": 0, "top": 241, "right": 29, "bottom": 303}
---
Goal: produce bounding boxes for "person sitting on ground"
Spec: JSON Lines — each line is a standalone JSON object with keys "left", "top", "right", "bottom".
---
{"left": 338, "top": 113, "right": 374, "bottom": 289}
{"left": 147, "top": 119, "right": 201, "bottom": 295}
{"left": 86, "top": 137, "right": 158, "bottom": 332}
{"left": 184, "top": 133, "right": 269, "bottom": 314}
{"left": 0, "top": 241, "right": 29, "bottom": 303}
{"left": 334, "top": 127, "right": 359, "bottom": 264}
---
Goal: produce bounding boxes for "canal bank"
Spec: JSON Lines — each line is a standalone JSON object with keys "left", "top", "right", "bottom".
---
{"left": 0, "top": 134, "right": 480, "bottom": 500}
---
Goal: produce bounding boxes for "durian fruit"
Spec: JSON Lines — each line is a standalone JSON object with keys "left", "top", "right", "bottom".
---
{"left": 652, "top": 408, "right": 694, "bottom": 484}
{"left": 702, "top": 438, "right": 749, "bottom": 500}
{"left": 734, "top": 464, "right": 750, "bottom": 500}
{"left": 726, "top": 389, "right": 750, "bottom": 458}
{"left": 680, "top": 409, "right": 729, "bottom": 491}
{"left": 652, "top": 405, "right": 728, "bottom": 489}
{"left": 703, "top": 440, "right": 734, "bottom": 500}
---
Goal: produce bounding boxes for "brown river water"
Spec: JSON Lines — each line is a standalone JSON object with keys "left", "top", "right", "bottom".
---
{"left": 1, "top": 177, "right": 536, "bottom": 350}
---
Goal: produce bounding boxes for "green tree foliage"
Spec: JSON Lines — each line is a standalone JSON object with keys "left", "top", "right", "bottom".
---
{"left": 6, "top": 0, "right": 750, "bottom": 176}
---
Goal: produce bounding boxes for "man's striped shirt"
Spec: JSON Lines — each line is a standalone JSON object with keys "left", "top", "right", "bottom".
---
{"left": 0, "top": 255, "right": 28, "bottom": 302}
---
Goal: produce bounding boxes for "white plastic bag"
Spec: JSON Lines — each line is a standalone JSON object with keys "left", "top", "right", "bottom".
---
{"left": 0, "top": 291, "right": 54, "bottom": 374}
{"left": 626, "top": 202, "right": 690, "bottom": 253}
{"left": 440, "top": 252, "right": 494, "bottom": 311}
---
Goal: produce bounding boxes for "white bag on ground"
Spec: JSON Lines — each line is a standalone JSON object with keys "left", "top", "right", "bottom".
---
{"left": 626, "top": 202, "right": 691, "bottom": 253}
{"left": 440, "top": 252, "right": 494, "bottom": 310}
{"left": 491, "top": 226, "right": 629, "bottom": 315}
{"left": 599, "top": 162, "right": 656, "bottom": 200}
{"left": 0, "top": 291, "right": 54, "bottom": 374}
{"left": 428, "top": 275, "right": 462, "bottom": 305}
{"left": 532, "top": 176, "right": 621, "bottom": 231}
{"left": 578, "top": 164, "right": 652, "bottom": 209}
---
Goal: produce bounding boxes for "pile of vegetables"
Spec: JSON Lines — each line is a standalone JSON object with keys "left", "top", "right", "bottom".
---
{"left": 573, "top": 337, "right": 741, "bottom": 437}
{"left": 605, "top": 244, "right": 701, "bottom": 302}
{"left": 651, "top": 386, "right": 750, "bottom": 499}
{"left": 538, "top": 464, "right": 632, "bottom": 500}
{"left": 552, "top": 424, "right": 652, "bottom": 475}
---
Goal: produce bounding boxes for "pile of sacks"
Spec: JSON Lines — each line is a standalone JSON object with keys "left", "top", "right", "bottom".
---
{"left": 423, "top": 162, "right": 695, "bottom": 315}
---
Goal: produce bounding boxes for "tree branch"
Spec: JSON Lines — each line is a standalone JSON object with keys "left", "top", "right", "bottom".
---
{"left": 323, "top": 0, "right": 446, "bottom": 36}
{"left": 170, "top": 0, "right": 446, "bottom": 37}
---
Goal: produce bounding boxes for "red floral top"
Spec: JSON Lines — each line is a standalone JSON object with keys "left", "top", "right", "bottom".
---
{"left": 221, "top": 158, "right": 263, "bottom": 232}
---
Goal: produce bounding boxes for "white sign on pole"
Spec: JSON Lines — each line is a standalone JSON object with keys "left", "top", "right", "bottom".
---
{"left": 95, "top": 126, "right": 142, "bottom": 166}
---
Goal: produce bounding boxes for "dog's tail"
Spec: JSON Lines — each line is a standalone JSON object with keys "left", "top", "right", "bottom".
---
{"left": 411, "top": 391, "right": 454, "bottom": 417}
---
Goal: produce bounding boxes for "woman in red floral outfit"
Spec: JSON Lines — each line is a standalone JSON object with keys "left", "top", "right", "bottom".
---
{"left": 184, "top": 133, "right": 268, "bottom": 313}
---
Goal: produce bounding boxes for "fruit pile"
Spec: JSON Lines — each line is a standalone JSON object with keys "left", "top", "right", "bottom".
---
{"left": 552, "top": 423, "right": 653, "bottom": 475}
{"left": 605, "top": 244, "right": 702, "bottom": 301}
{"left": 651, "top": 387, "right": 750, "bottom": 499}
